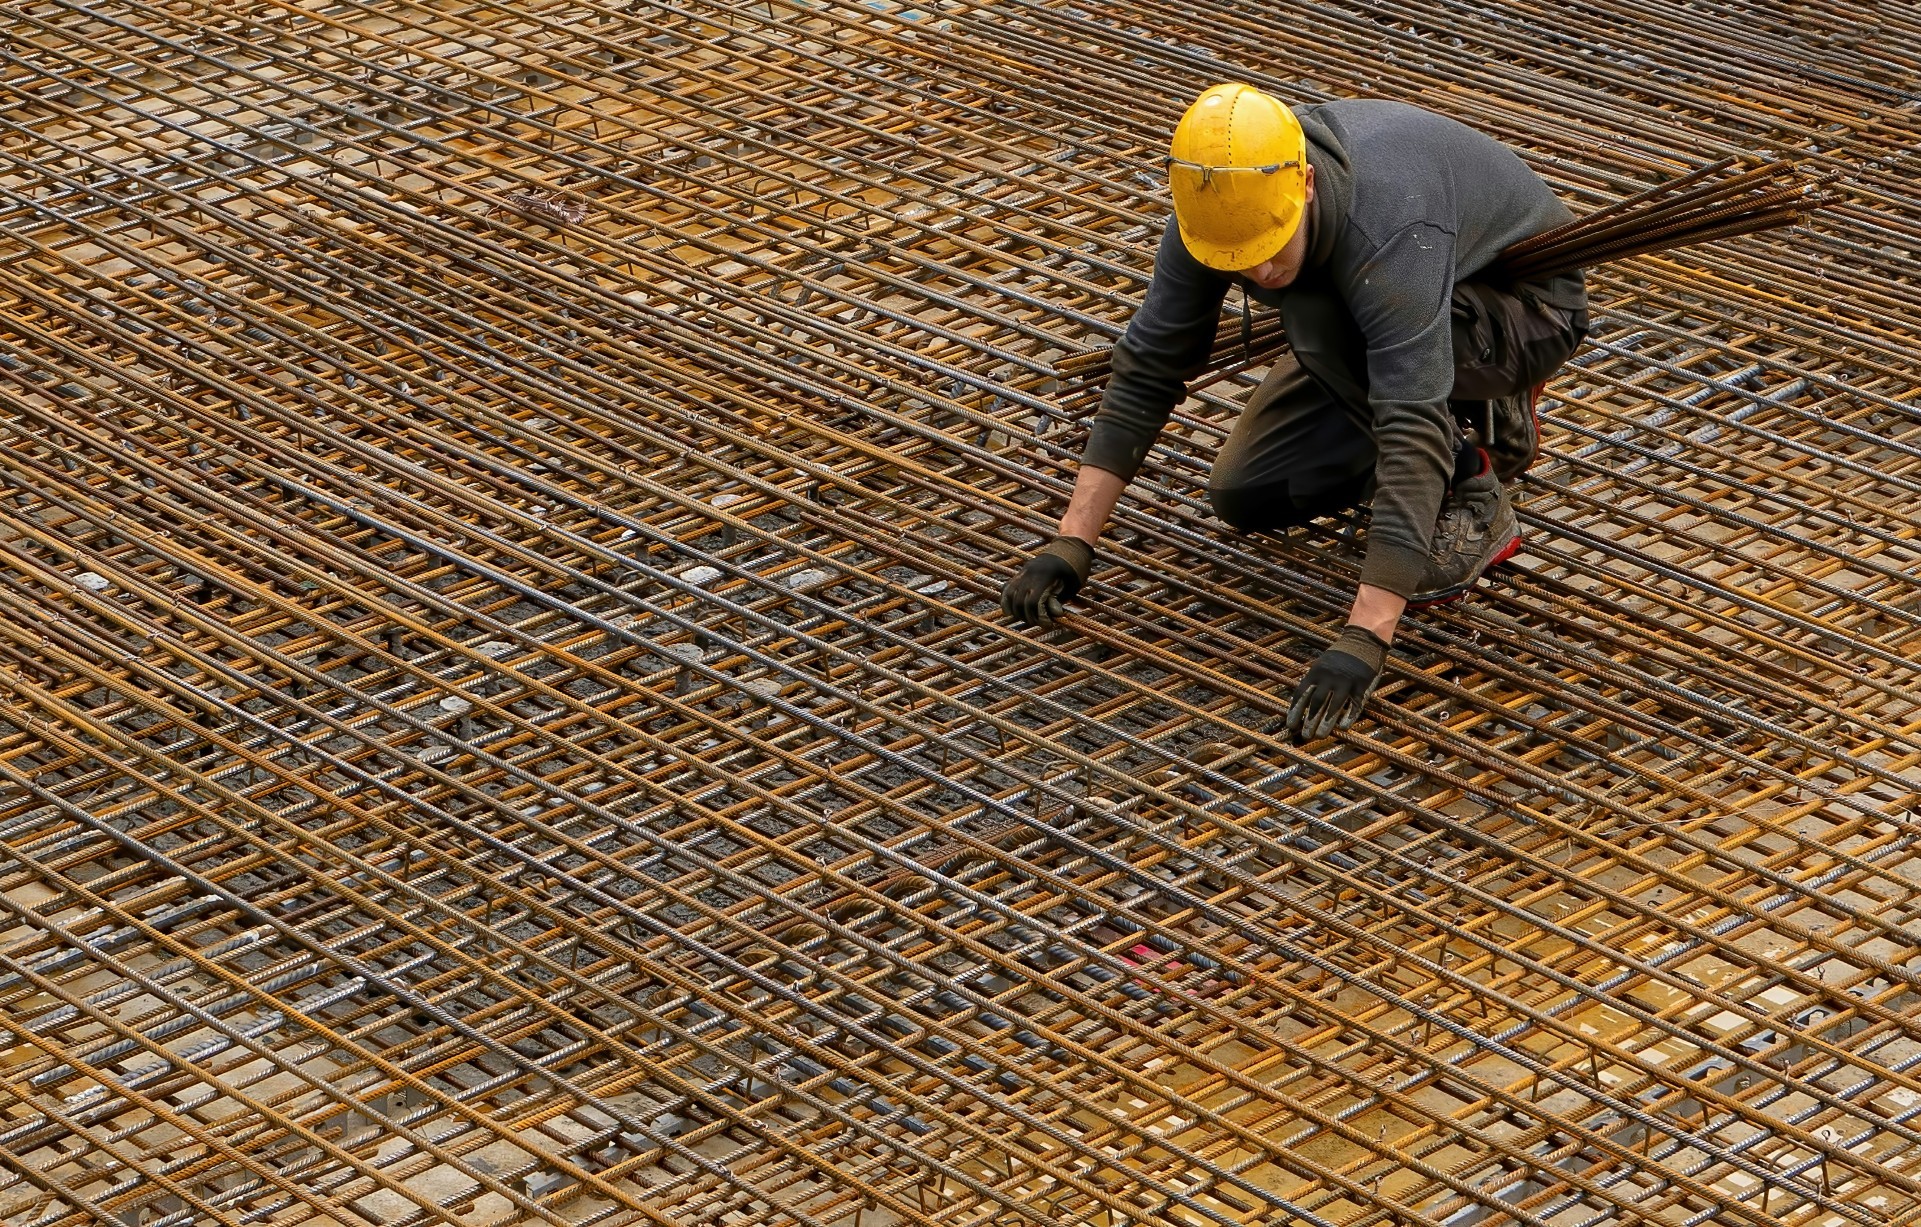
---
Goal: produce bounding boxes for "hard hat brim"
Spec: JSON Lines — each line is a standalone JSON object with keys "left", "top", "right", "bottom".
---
{"left": 1177, "top": 212, "right": 1302, "bottom": 274}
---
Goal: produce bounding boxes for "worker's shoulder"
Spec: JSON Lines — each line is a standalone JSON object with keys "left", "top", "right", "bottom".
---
{"left": 1300, "top": 96, "right": 1505, "bottom": 149}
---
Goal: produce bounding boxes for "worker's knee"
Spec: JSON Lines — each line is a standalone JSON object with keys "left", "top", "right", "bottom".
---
{"left": 1207, "top": 481, "right": 1310, "bottom": 533}
{"left": 1208, "top": 473, "right": 1374, "bottom": 533}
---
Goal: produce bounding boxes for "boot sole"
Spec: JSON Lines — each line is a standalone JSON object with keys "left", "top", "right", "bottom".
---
{"left": 1407, "top": 531, "right": 1524, "bottom": 609}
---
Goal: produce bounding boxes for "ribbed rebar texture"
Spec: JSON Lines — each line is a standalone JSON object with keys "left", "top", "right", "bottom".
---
{"left": 0, "top": 3, "right": 1917, "bottom": 1226}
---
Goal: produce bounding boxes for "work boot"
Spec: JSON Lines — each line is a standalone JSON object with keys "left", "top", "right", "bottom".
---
{"left": 1408, "top": 454, "right": 1522, "bottom": 607}
{"left": 1481, "top": 381, "right": 1546, "bottom": 483}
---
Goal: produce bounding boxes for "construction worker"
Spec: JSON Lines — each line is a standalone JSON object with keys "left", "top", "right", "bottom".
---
{"left": 1001, "top": 85, "right": 1587, "bottom": 741}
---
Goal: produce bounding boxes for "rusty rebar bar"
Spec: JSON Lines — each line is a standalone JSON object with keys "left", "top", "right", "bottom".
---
{"left": 0, "top": 3, "right": 1912, "bottom": 1227}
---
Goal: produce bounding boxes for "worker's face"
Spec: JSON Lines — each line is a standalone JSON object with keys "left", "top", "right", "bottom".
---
{"left": 1241, "top": 231, "right": 1308, "bottom": 290}
{"left": 1239, "top": 166, "right": 1316, "bottom": 291}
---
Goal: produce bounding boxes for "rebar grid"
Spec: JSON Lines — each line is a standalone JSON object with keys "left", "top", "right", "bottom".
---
{"left": 0, "top": 2, "right": 1915, "bottom": 1225}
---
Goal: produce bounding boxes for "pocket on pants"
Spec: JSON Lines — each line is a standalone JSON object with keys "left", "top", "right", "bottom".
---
{"left": 1448, "top": 283, "right": 1510, "bottom": 401}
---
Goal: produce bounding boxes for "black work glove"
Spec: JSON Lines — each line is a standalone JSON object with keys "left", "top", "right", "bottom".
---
{"left": 999, "top": 537, "right": 1094, "bottom": 628}
{"left": 1280, "top": 625, "right": 1389, "bottom": 742}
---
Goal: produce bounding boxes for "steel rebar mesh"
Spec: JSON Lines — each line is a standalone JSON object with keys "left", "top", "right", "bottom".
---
{"left": 0, "top": 2, "right": 1916, "bottom": 1225}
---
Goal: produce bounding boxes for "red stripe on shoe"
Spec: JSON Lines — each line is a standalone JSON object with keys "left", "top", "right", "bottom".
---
{"left": 1487, "top": 532, "right": 1525, "bottom": 569}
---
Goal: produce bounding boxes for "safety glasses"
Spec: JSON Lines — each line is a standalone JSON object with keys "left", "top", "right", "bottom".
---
{"left": 1163, "top": 155, "right": 1301, "bottom": 186}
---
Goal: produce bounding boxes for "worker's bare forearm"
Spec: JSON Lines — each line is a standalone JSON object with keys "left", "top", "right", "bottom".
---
{"left": 1346, "top": 584, "right": 1406, "bottom": 643}
{"left": 1057, "top": 464, "right": 1129, "bottom": 544}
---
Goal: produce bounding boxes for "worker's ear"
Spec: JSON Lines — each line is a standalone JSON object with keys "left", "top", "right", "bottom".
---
{"left": 1302, "top": 163, "right": 1316, "bottom": 204}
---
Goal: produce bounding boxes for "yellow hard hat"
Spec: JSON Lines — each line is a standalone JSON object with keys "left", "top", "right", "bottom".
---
{"left": 1167, "top": 83, "right": 1309, "bottom": 272}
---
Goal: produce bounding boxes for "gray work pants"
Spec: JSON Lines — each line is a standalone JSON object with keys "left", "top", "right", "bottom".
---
{"left": 1206, "top": 279, "right": 1587, "bottom": 532}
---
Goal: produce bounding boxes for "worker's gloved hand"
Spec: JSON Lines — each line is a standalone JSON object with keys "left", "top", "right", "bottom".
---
{"left": 999, "top": 536, "right": 1095, "bottom": 628}
{"left": 1280, "top": 625, "right": 1390, "bottom": 742}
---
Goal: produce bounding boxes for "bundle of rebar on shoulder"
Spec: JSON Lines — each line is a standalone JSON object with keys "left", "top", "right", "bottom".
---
{"left": 1491, "top": 155, "right": 1836, "bottom": 281}
{"left": 1052, "top": 157, "right": 1837, "bottom": 414}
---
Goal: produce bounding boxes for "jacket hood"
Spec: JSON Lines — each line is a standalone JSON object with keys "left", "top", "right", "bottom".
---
{"left": 1295, "top": 104, "right": 1352, "bottom": 270}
